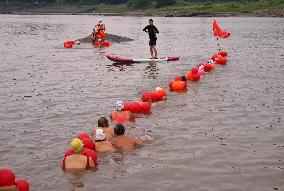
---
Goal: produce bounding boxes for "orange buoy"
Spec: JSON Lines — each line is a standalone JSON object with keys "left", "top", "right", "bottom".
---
{"left": 186, "top": 71, "right": 193, "bottom": 80}
{"left": 155, "top": 88, "right": 167, "bottom": 97}
{"left": 171, "top": 81, "right": 187, "bottom": 90}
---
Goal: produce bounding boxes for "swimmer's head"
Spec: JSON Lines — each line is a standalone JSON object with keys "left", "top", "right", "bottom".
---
{"left": 114, "top": 124, "right": 125, "bottom": 135}
{"left": 94, "top": 129, "right": 106, "bottom": 141}
{"left": 115, "top": 100, "right": 124, "bottom": 111}
{"left": 98, "top": 117, "right": 109, "bottom": 128}
{"left": 75, "top": 40, "right": 80, "bottom": 45}
{"left": 71, "top": 138, "right": 84, "bottom": 153}
{"left": 98, "top": 19, "right": 102, "bottom": 23}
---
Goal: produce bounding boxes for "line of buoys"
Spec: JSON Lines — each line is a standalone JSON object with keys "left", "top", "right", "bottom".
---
{"left": 61, "top": 50, "right": 228, "bottom": 172}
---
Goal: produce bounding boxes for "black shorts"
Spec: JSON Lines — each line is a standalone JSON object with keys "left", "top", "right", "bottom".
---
{"left": 149, "top": 39, "right": 157, "bottom": 46}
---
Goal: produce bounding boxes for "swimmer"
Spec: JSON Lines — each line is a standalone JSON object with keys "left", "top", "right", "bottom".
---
{"left": 93, "top": 117, "right": 114, "bottom": 141}
{"left": 93, "top": 129, "right": 114, "bottom": 153}
{"left": 61, "top": 138, "right": 95, "bottom": 170}
{"left": 110, "top": 124, "right": 144, "bottom": 152}
{"left": 110, "top": 101, "right": 133, "bottom": 124}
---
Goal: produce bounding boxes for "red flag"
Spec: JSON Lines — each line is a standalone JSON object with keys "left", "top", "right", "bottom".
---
{"left": 213, "top": 19, "right": 230, "bottom": 38}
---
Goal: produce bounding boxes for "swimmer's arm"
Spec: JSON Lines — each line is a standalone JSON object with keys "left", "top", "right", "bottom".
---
{"left": 135, "top": 138, "right": 144, "bottom": 146}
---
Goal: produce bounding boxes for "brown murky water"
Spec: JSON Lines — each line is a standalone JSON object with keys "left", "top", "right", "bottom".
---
{"left": 0, "top": 15, "right": 283, "bottom": 191}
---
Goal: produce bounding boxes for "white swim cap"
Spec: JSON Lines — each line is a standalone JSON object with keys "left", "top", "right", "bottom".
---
{"left": 115, "top": 100, "right": 124, "bottom": 110}
{"left": 198, "top": 65, "right": 204, "bottom": 70}
{"left": 156, "top": 87, "right": 163, "bottom": 91}
{"left": 75, "top": 40, "right": 80, "bottom": 45}
{"left": 99, "top": 19, "right": 102, "bottom": 23}
{"left": 94, "top": 129, "right": 106, "bottom": 141}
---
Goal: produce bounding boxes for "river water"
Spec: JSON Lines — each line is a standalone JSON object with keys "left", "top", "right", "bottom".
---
{"left": 0, "top": 15, "right": 283, "bottom": 191}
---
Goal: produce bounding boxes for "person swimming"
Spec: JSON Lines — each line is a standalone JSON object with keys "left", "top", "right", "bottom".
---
{"left": 93, "top": 117, "right": 114, "bottom": 141}
{"left": 93, "top": 129, "right": 114, "bottom": 153}
{"left": 110, "top": 124, "right": 144, "bottom": 152}
{"left": 110, "top": 101, "right": 133, "bottom": 124}
{"left": 62, "top": 138, "right": 95, "bottom": 170}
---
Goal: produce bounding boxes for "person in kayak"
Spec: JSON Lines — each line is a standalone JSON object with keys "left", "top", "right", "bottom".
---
{"left": 143, "top": 19, "right": 159, "bottom": 59}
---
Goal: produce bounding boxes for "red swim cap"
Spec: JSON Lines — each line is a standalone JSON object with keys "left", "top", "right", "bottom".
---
{"left": 0, "top": 169, "right": 15, "bottom": 187}
{"left": 15, "top": 179, "right": 29, "bottom": 191}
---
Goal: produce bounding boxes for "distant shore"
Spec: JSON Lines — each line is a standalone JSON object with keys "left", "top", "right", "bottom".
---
{"left": 1, "top": 9, "right": 283, "bottom": 17}
{"left": 1, "top": 1, "right": 284, "bottom": 17}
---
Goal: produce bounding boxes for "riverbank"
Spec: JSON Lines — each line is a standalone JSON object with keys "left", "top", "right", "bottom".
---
{"left": 1, "top": 0, "right": 284, "bottom": 17}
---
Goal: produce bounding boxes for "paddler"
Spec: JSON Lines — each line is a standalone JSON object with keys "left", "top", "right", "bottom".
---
{"left": 143, "top": 19, "right": 159, "bottom": 60}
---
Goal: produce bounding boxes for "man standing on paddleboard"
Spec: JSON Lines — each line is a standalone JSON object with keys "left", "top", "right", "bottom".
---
{"left": 143, "top": 19, "right": 159, "bottom": 60}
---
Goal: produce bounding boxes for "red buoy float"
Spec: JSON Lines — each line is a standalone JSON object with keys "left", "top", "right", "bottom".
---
{"left": 204, "top": 63, "right": 213, "bottom": 72}
{"left": 192, "top": 73, "right": 201, "bottom": 81}
{"left": 77, "top": 133, "right": 91, "bottom": 140}
{"left": 124, "top": 101, "right": 141, "bottom": 113}
{"left": 215, "top": 57, "right": 227, "bottom": 65}
{"left": 191, "top": 68, "right": 199, "bottom": 74}
{"left": 218, "top": 51, "right": 227, "bottom": 57}
{"left": 139, "top": 102, "right": 151, "bottom": 113}
{"left": 141, "top": 92, "right": 152, "bottom": 102}
{"left": 81, "top": 137, "right": 94, "bottom": 150}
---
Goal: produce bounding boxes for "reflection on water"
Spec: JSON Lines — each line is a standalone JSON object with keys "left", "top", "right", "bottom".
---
{"left": 65, "top": 170, "right": 87, "bottom": 191}
{"left": 144, "top": 62, "right": 159, "bottom": 79}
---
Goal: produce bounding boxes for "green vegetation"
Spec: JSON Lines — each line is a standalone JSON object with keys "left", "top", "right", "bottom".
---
{"left": 1, "top": 0, "right": 284, "bottom": 15}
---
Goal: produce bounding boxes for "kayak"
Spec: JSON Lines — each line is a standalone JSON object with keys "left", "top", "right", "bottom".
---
{"left": 106, "top": 55, "right": 180, "bottom": 63}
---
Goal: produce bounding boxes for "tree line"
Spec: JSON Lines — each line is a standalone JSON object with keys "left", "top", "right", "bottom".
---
{"left": 0, "top": 0, "right": 264, "bottom": 9}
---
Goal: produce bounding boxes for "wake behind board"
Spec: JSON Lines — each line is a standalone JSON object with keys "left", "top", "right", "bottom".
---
{"left": 106, "top": 55, "right": 180, "bottom": 63}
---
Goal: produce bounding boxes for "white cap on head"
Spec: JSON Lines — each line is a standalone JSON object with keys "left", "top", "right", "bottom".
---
{"left": 115, "top": 100, "right": 124, "bottom": 110}
{"left": 75, "top": 40, "right": 80, "bottom": 45}
{"left": 94, "top": 129, "right": 106, "bottom": 141}
{"left": 99, "top": 19, "right": 102, "bottom": 23}
{"left": 156, "top": 87, "right": 163, "bottom": 91}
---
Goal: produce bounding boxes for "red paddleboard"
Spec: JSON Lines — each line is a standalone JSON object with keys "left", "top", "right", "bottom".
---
{"left": 106, "top": 55, "right": 180, "bottom": 63}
